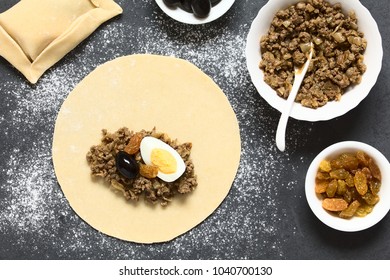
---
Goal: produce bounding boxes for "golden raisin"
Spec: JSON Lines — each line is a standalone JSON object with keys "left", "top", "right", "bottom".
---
{"left": 368, "top": 158, "right": 381, "bottom": 180}
{"left": 356, "top": 151, "right": 369, "bottom": 166}
{"left": 326, "top": 179, "right": 338, "bottom": 197}
{"left": 336, "top": 180, "right": 347, "bottom": 195}
{"left": 355, "top": 204, "right": 374, "bottom": 217}
{"left": 343, "top": 189, "right": 353, "bottom": 204}
{"left": 369, "top": 179, "right": 381, "bottom": 195}
{"left": 345, "top": 172, "right": 354, "bottom": 187}
{"left": 362, "top": 192, "right": 380, "bottom": 206}
{"left": 139, "top": 164, "right": 159, "bottom": 179}
{"left": 319, "top": 160, "right": 332, "bottom": 172}
{"left": 361, "top": 167, "right": 372, "bottom": 180}
{"left": 330, "top": 168, "right": 349, "bottom": 180}
{"left": 315, "top": 180, "right": 328, "bottom": 194}
{"left": 330, "top": 158, "right": 343, "bottom": 169}
{"left": 124, "top": 132, "right": 143, "bottom": 155}
{"left": 322, "top": 198, "right": 348, "bottom": 212}
{"left": 354, "top": 170, "right": 368, "bottom": 195}
{"left": 339, "top": 153, "right": 359, "bottom": 171}
{"left": 339, "top": 200, "right": 360, "bottom": 219}
{"left": 316, "top": 171, "right": 330, "bottom": 180}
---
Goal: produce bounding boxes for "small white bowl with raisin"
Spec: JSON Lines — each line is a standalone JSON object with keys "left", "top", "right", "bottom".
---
{"left": 305, "top": 141, "right": 390, "bottom": 232}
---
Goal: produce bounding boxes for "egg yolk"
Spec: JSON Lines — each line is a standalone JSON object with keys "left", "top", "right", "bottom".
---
{"left": 151, "top": 148, "right": 177, "bottom": 174}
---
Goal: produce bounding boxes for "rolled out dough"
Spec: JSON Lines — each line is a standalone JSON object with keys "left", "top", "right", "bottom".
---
{"left": 52, "top": 54, "right": 241, "bottom": 243}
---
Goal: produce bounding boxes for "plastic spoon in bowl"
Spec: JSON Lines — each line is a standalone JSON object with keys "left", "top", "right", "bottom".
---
{"left": 276, "top": 43, "right": 313, "bottom": 152}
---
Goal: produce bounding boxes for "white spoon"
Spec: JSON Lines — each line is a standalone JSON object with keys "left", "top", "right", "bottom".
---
{"left": 275, "top": 43, "right": 314, "bottom": 152}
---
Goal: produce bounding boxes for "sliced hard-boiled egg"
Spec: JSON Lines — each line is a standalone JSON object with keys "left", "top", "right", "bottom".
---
{"left": 140, "top": 136, "right": 186, "bottom": 182}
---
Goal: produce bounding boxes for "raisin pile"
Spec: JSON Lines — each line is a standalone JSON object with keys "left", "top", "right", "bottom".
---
{"left": 315, "top": 151, "right": 381, "bottom": 218}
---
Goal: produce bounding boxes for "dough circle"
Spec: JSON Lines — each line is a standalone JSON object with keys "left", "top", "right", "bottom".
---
{"left": 52, "top": 54, "right": 241, "bottom": 243}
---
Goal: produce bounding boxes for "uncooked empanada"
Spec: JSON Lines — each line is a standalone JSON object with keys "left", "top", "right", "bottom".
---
{"left": 0, "top": 0, "right": 122, "bottom": 83}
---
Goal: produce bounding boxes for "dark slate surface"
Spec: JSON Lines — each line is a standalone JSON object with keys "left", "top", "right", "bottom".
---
{"left": 0, "top": 0, "right": 389, "bottom": 260}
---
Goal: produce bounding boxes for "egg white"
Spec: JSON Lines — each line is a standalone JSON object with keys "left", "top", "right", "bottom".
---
{"left": 140, "top": 136, "right": 186, "bottom": 182}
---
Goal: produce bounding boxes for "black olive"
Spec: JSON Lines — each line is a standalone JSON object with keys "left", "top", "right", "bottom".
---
{"left": 210, "top": 0, "right": 221, "bottom": 7}
{"left": 163, "top": 0, "right": 181, "bottom": 7}
{"left": 115, "top": 151, "right": 139, "bottom": 179}
{"left": 180, "top": 0, "right": 193, "bottom": 13}
{"left": 191, "top": 0, "right": 211, "bottom": 18}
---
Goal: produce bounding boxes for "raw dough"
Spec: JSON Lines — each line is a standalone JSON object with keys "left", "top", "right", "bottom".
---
{"left": 52, "top": 54, "right": 241, "bottom": 243}
{"left": 0, "top": 0, "right": 122, "bottom": 84}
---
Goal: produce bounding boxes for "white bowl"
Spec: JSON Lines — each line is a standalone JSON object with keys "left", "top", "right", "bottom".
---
{"left": 305, "top": 141, "right": 390, "bottom": 232}
{"left": 246, "top": 0, "right": 383, "bottom": 121}
{"left": 155, "top": 0, "right": 235, "bottom": 25}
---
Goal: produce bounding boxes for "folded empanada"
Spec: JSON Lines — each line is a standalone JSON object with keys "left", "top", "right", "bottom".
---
{"left": 0, "top": 0, "right": 122, "bottom": 83}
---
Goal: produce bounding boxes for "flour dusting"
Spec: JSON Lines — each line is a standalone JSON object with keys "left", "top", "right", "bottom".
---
{"left": 0, "top": 0, "right": 313, "bottom": 259}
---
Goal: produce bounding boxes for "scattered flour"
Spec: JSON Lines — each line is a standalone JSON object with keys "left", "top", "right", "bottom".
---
{"left": 0, "top": 0, "right": 312, "bottom": 259}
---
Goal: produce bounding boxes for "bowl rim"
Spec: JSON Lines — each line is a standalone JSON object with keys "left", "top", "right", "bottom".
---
{"left": 155, "top": 0, "right": 235, "bottom": 25}
{"left": 305, "top": 141, "right": 390, "bottom": 232}
{"left": 245, "top": 0, "right": 383, "bottom": 121}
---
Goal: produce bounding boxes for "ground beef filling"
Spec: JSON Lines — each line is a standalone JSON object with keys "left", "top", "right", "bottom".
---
{"left": 260, "top": 0, "right": 367, "bottom": 109}
{"left": 86, "top": 127, "right": 197, "bottom": 206}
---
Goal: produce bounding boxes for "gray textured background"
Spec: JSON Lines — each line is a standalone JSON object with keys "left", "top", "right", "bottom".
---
{"left": 0, "top": 0, "right": 389, "bottom": 259}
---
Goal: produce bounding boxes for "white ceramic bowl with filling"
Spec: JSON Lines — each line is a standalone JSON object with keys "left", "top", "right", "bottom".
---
{"left": 305, "top": 141, "right": 390, "bottom": 232}
{"left": 155, "top": 0, "right": 235, "bottom": 25}
{"left": 246, "top": 0, "right": 383, "bottom": 121}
